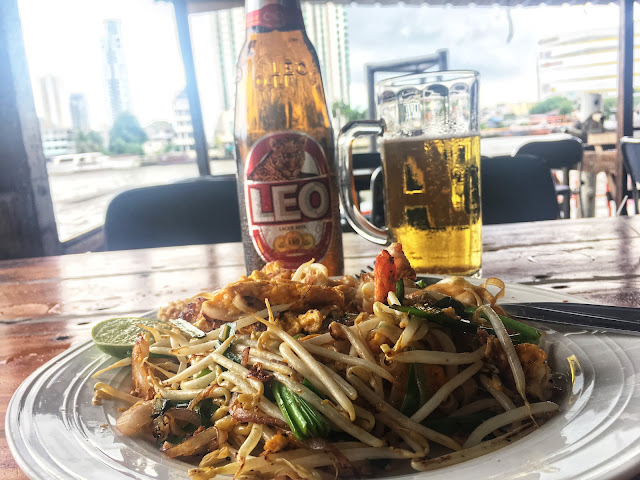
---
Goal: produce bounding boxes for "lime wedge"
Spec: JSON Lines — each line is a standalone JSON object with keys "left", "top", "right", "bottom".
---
{"left": 91, "top": 317, "right": 162, "bottom": 358}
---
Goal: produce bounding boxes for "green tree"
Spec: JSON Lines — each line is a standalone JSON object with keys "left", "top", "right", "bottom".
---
{"left": 529, "top": 96, "right": 575, "bottom": 115}
{"left": 332, "top": 101, "right": 367, "bottom": 123}
{"left": 603, "top": 97, "right": 617, "bottom": 117}
{"left": 603, "top": 90, "right": 640, "bottom": 117}
{"left": 108, "top": 113, "right": 147, "bottom": 154}
{"left": 75, "top": 130, "right": 104, "bottom": 153}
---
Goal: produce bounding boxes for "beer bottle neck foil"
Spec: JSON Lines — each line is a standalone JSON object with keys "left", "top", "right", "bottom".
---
{"left": 245, "top": 0, "right": 304, "bottom": 31}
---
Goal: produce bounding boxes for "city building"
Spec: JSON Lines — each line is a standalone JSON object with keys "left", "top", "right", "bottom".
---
{"left": 301, "top": 2, "right": 350, "bottom": 106}
{"left": 209, "top": 8, "right": 245, "bottom": 112}
{"left": 172, "top": 89, "right": 195, "bottom": 152}
{"left": 69, "top": 93, "right": 90, "bottom": 132}
{"left": 537, "top": 25, "right": 640, "bottom": 101}
{"left": 41, "top": 126, "right": 75, "bottom": 158}
{"left": 143, "top": 121, "right": 176, "bottom": 155}
{"left": 38, "top": 75, "right": 67, "bottom": 128}
{"left": 36, "top": 76, "right": 75, "bottom": 158}
{"left": 102, "top": 19, "right": 132, "bottom": 124}
{"left": 206, "top": 3, "right": 350, "bottom": 134}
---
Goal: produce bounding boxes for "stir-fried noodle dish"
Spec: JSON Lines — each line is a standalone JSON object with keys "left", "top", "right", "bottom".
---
{"left": 93, "top": 243, "right": 559, "bottom": 479}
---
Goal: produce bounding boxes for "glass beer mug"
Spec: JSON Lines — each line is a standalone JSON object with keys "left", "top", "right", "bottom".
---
{"left": 338, "top": 71, "right": 481, "bottom": 275}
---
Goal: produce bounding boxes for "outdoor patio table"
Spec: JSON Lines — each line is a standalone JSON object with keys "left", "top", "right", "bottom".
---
{"left": 1, "top": 215, "right": 640, "bottom": 478}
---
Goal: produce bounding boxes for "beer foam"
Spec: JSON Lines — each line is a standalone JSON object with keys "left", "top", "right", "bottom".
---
{"left": 382, "top": 133, "right": 480, "bottom": 144}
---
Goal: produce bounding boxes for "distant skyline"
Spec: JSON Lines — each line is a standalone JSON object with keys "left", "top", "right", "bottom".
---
{"left": 19, "top": 0, "right": 183, "bottom": 131}
{"left": 69, "top": 93, "right": 89, "bottom": 131}
{"left": 18, "top": 0, "right": 633, "bottom": 132}
{"left": 38, "top": 75, "right": 67, "bottom": 128}
{"left": 103, "top": 19, "right": 133, "bottom": 123}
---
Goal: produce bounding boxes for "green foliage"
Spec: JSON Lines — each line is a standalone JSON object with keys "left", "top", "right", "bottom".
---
{"left": 109, "top": 113, "right": 147, "bottom": 155}
{"left": 603, "top": 97, "right": 617, "bottom": 117}
{"left": 529, "top": 96, "right": 575, "bottom": 115}
{"left": 602, "top": 89, "right": 640, "bottom": 117}
{"left": 74, "top": 130, "right": 104, "bottom": 153}
{"left": 332, "top": 101, "right": 367, "bottom": 123}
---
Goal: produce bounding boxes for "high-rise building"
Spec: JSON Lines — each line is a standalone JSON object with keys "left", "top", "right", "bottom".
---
{"left": 208, "top": 3, "right": 350, "bottom": 112}
{"left": 172, "top": 89, "right": 195, "bottom": 152}
{"left": 301, "top": 3, "right": 350, "bottom": 106}
{"left": 206, "top": 4, "right": 350, "bottom": 143}
{"left": 69, "top": 93, "right": 90, "bottom": 132}
{"left": 37, "top": 75, "right": 74, "bottom": 158}
{"left": 537, "top": 24, "right": 640, "bottom": 100}
{"left": 102, "top": 19, "right": 132, "bottom": 124}
{"left": 39, "top": 75, "right": 66, "bottom": 128}
{"left": 209, "top": 8, "right": 245, "bottom": 111}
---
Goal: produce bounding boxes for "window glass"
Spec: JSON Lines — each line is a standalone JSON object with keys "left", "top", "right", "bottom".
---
{"left": 18, "top": 0, "right": 631, "bottom": 241}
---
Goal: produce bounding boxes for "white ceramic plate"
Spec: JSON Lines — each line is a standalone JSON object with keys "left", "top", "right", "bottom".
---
{"left": 6, "top": 282, "right": 640, "bottom": 480}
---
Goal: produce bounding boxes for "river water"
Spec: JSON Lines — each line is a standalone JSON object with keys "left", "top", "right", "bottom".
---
{"left": 49, "top": 160, "right": 236, "bottom": 241}
{"left": 48, "top": 135, "right": 611, "bottom": 242}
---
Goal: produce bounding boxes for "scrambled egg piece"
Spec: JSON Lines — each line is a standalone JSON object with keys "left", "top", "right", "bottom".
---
{"left": 160, "top": 261, "right": 357, "bottom": 335}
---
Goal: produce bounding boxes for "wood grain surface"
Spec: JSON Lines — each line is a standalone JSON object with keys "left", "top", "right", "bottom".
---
{"left": 1, "top": 215, "right": 640, "bottom": 478}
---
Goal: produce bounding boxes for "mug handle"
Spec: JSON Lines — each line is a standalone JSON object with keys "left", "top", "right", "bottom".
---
{"left": 337, "top": 120, "right": 389, "bottom": 245}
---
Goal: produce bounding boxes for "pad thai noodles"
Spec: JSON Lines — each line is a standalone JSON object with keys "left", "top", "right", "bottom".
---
{"left": 93, "top": 243, "right": 559, "bottom": 479}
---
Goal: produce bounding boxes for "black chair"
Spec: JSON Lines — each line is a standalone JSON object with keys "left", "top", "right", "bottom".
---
{"left": 481, "top": 155, "right": 560, "bottom": 224}
{"left": 514, "top": 137, "right": 583, "bottom": 218}
{"left": 370, "top": 155, "right": 559, "bottom": 226}
{"left": 619, "top": 136, "right": 640, "bottom": 214}
{"left": 341, "top": 152, "right": 382, "bottom": 232}
{"left": 104, "top": 175, "right": 241, "bottom": 251}
{"left": 352, "top": 152, "right": 382, "bottom": 195}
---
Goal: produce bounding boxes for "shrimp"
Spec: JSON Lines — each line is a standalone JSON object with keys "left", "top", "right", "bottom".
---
{"left": 116, "top": 399, "right": 155, "bottom": 436}
{"left": 482, "top": 337, "right": 552, "bottom": 401}
{"left": 374, "top": 243, "right": 417, "bottom": 303}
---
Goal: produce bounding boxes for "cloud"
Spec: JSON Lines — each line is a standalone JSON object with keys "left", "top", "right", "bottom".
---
{"left": 346, "top": 3, "right": 619, "bottom": 108}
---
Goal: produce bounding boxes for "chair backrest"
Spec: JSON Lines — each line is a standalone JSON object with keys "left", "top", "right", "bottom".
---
{"left": 370, "top": 155, "right": 559, "bottom": 226}
{"left": 352, "top": 152, "right": 382, "bottom": 194}
{"left": 514, "top": 137, "right": 583, "bottom": 170}
{"left": 619, "top": 136, "right": 640, "bottom": 213}
{"left": 353, "top": 152, "right": 382, "bottom": 170}
{"left": 370, "top": 166, "right": 385, "bottom": 227}
{"left": 481, "top": 154, "right": 560, "bottom": 224}
{"left": 104, "top": 175, "right": 241, "bottom": 251}
{"left": 620, "top": 137, "right": 640, "bottom": 184}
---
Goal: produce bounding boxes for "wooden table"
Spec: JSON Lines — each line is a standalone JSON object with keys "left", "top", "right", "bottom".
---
{"left": 2, "top": 215, "right": 640, "bottom": 478}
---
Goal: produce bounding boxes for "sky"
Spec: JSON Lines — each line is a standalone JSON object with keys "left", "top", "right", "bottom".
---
{"left": 17, "top": 0, "right": 626, "bottom": 133}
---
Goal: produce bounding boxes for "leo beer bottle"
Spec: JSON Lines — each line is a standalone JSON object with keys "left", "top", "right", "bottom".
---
{"left": 234, "top": 0, "right": 344, "bottom": 275}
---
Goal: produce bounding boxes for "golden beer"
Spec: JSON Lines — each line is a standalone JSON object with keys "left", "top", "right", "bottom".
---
{"left": 381, "top": 134, "right": 481, "bottom": 274}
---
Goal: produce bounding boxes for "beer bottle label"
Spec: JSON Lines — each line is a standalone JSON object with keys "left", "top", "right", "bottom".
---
{"left": 244, "top": 131, "right": 333, "bottom": 268}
